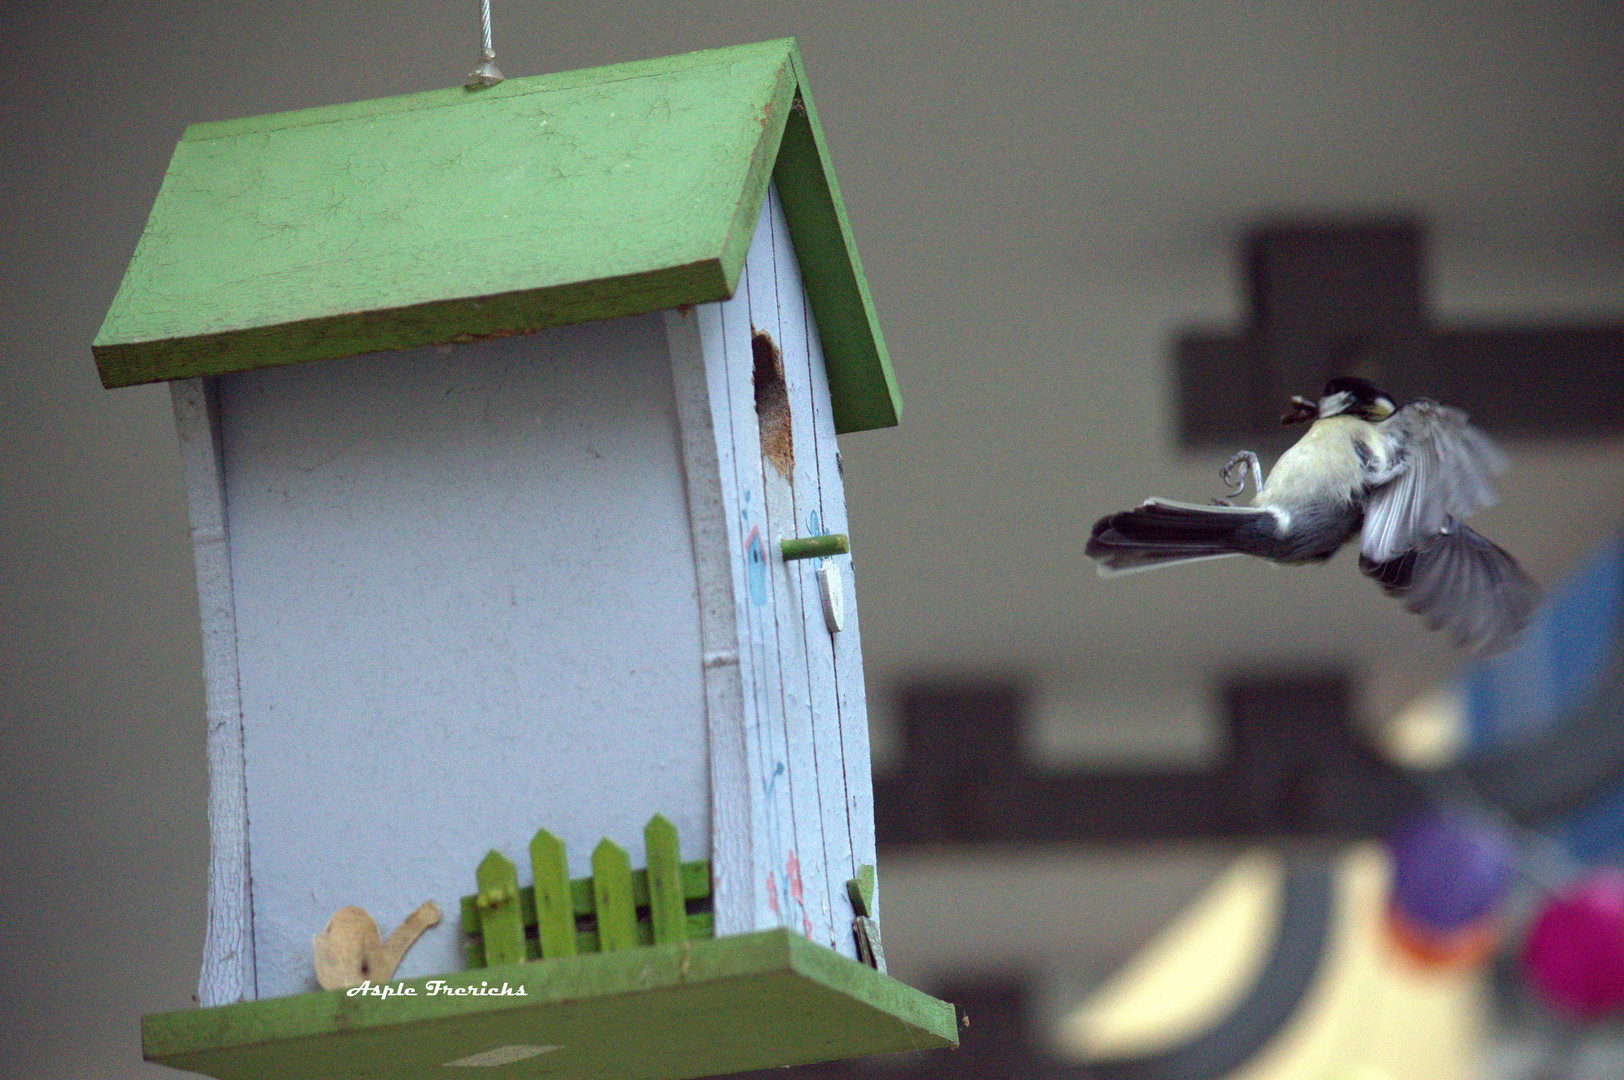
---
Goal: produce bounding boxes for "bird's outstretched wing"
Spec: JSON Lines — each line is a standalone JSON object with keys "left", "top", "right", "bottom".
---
{"left": 1361, "top": 519, "right": 1541, "bottom": 653}
{"left": 1360, "top": 400, "right": 1505, "bottom": 564}
{"left": 1359, "top": 401, "right": 1538, "bottom": 652}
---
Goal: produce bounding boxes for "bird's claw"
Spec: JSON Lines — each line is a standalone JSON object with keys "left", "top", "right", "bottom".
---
{"left": 1220, "top": 450, "right": 1263, "bottom": 500}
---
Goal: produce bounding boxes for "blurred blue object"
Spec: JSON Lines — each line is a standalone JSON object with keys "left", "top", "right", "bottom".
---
{"left": 1463, "top": 537, "right": 1624, "bottom": 861}
{"left": 1389, "top": 805, "right": 1514, "bottom": 932}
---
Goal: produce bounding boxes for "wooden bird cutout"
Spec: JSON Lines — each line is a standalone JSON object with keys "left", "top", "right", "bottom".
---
{"left": 312, "top": 901, "right": 442, "bottom": 989}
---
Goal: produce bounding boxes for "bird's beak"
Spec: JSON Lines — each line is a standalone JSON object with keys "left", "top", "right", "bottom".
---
{"left": 1281, "top": 396, "right": 1318, "bottom": 425}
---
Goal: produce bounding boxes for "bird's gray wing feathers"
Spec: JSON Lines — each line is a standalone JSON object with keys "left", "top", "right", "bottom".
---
{"left": 1360, "top": 400, "right": 1506, "bottom": 564}
{"left": 1360, "top": 519, "right": 1540, "bottom": 654}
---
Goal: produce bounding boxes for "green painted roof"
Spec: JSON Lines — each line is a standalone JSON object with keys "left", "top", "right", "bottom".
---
{"left": 93, "top": 39, "right": 899, "bottom": 432}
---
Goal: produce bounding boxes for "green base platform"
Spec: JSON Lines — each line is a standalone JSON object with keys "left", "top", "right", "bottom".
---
{"left": 143, "top": 929, "right": 958, "bottom": 1079}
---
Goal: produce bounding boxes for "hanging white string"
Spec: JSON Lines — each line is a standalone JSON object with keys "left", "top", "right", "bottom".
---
{"left": 467, "top": 0, "right": 505, "bottom": 87}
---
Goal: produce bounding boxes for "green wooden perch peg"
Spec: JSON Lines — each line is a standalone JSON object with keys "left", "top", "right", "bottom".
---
{"left": 780, "top": 533, "right": 849, "bottom": 561}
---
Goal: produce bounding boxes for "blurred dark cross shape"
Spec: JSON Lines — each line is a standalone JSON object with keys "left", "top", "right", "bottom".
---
{"left": 874, "top": 677, "right": 1422, "bottom": 844}
{"left": 1175, "top": 219, "right": 1624, "bottom": 449}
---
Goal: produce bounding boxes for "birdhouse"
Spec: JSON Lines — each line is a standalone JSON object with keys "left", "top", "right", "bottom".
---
{"left": 96, "top": 38, "right": 954, "bottom": 1080}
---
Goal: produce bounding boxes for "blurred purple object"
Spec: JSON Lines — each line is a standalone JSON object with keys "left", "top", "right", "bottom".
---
{"left": 1389, "top": 806, "right": 1514, "bottom": 933}
{"left": 1521, "top": 871, "right": 1624, "bottom": 1018}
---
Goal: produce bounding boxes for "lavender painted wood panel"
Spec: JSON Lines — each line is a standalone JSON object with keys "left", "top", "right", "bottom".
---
{"left": 791, "top": 229, "right": 879, "bottom": 930}
{"left": 742, "top": 197, "right": 837, "bottom": 951}
{"left": 679, "top": 186, "right": 876, "bottom": 951}
{"left": 664, "top": 303, "right": 760, "bottom": 938}
{"left": 764, "top": 185, "right": 860, "bottom": 955}
{"left": 171, "top": 378, "right": 257, "bottom": 1005}
{"left": 218, "top": 316, "right": 709, "bottom": 998}
{"left": 714, "top": 251, "right": 798, "bottom": 935}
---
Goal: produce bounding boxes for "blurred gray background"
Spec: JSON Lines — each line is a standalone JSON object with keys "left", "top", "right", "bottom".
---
{"left": 3, "top": 2, "right": 1621, "bottom": 1076}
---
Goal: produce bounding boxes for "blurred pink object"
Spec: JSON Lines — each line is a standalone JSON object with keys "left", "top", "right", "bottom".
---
{"left": 1521, "top": 870, "right": 1624, "bottom": 1018}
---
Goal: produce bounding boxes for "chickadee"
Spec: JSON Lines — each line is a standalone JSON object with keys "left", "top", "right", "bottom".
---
{"left": 1086, "top": 376, "right": 1540, "bottom": 653}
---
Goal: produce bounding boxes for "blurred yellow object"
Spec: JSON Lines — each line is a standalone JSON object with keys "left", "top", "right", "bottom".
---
{"left": 1323, "top": 1066, "right": 1397, "bottom": 1080}
{"left": 1055, "top": 844, "right": 1488, "bottom": 1080}
{"left": 1054, "top": 850, "right": 1279, "bottom": 1055}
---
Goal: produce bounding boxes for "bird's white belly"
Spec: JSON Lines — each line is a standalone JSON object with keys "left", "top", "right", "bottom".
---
{"left": 1256, "top": 418, "right": 1365, "bottom": 508}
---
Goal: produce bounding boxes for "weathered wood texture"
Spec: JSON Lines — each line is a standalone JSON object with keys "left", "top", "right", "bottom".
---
{"left": 671, "top": 187, "right": 874, "bottom": 957}
{"left": 664, "top": 305, "right": 757, "bottom": 939}
{"left": 170, "top": 379, "right": 256, "bottom": 1006}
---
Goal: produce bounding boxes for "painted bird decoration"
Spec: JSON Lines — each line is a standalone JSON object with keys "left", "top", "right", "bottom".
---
{"left": 1085, "top": 376, "right": 1540, "bottom": 653}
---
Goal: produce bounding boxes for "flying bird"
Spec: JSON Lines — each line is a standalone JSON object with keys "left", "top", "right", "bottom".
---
{"left": 1085, "top": 376, "right": 1540, "bottom": 653}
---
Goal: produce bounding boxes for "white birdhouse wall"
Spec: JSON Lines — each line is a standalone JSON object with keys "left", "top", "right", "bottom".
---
{"left": 666, "top": 184, "right": 875, "bottom": 961}
{"left": 181, "top": 316, "right": 712, "bottom": 1002}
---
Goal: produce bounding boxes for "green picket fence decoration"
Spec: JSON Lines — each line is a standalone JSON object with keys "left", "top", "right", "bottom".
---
{"left": 591, "top": 839, "right": 637, "bottom": 952}
{"left": 472, "top": 850, "right": 526, "bottom": 967}
{"left": 461, "top": 814, "right": 713, "bottom": 968}
{"left": 529, "top": 827, "right": 576, "bottom": 960}
{"left": 645, "top": 815, "right": 687, "bottom": 946}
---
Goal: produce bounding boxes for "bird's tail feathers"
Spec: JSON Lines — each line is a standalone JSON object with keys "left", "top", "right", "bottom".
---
{"left": 1087, "top": 498, "right": 1270, "bottom": 576}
